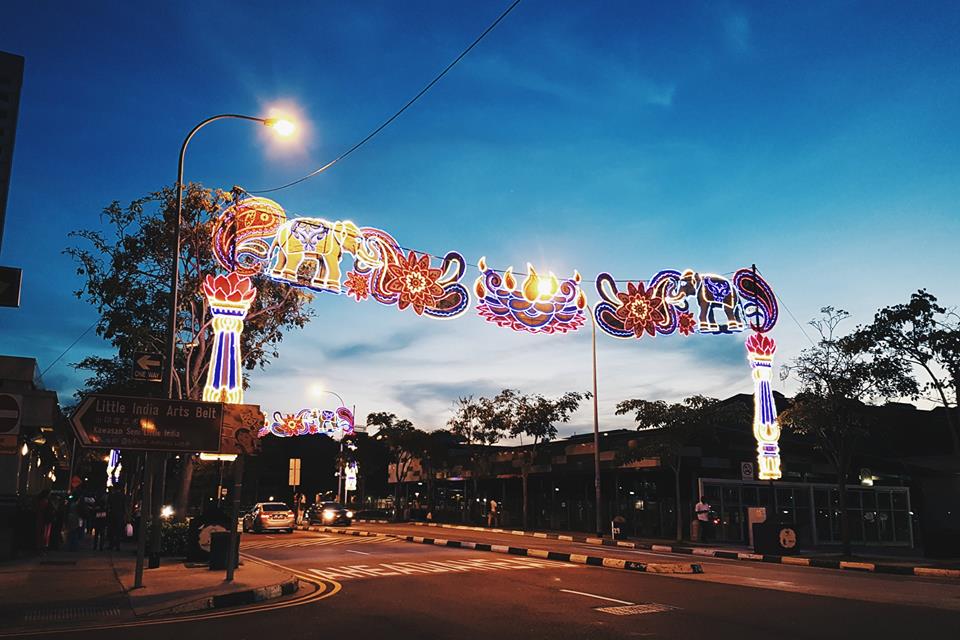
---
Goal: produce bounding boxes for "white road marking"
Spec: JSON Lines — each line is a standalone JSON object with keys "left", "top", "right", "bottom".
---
{"left": 309, "top": 556, "right": 574, "bottom": 581}
{"left": 346, "top": 549, "right": 370, "bottom": 555}
{"left": 559, "top": 589, "right": 635, "bottom": 605}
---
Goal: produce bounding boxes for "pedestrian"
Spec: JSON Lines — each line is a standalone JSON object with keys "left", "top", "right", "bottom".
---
{"left": 92, "top": 496, "right": 108, "bottom": 551}
{"left": 66, "top": 496, "right": 84, "bottom": 551}
{"left": 487, "top": 499, "right": 498, "bottom": 527}
{"left": 107, "top": 487, "right": 126, "bottom": 550}
{"left": 34, "top": 489, "right": 54, "bottom": 554}
{"left": 695, "top": 495, "right": 712, "bottom": 542}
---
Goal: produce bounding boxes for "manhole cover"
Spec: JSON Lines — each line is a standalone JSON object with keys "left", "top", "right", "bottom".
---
{"left": 23, "top": 605, "right": 121, "bottom": 623}
{"left": 596, "top": 603, "right": 678, "bottom": 616}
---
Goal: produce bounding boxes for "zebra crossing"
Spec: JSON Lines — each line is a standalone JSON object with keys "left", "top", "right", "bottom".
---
{"left": 241, "top": 534, "right": 398, "bottom": 550}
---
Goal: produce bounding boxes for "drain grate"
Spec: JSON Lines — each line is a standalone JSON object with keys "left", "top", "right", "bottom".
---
{"left": 23, "top": 605, "right": 121, "bottom": 623}
{"left": 596, "top": 603, "right": 678, "bottom": 616}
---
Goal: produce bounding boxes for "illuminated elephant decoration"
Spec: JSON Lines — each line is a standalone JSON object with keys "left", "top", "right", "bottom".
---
{"left": 269, "top": 218, "right": 382, "bottom": 293}
{"left": 676, "top": 270, "right": 744, "bottom": 334}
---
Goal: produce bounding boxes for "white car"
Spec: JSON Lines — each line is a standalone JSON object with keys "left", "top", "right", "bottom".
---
{"left": 242, "top": 502, "right": 295, "bottom": 533}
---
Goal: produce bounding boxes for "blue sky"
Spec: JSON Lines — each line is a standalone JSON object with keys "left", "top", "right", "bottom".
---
{"left": 1, "top": 1, "right": 958, "bottom": 439}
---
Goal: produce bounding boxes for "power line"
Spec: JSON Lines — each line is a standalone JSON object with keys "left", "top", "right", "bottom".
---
{"left": 40, "top": 319, "right": 99, "bottom": 379}
{"left": 250, "top": 0, "right": 523, "bottom": 195}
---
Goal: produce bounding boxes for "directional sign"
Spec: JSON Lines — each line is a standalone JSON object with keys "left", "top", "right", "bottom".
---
{"left": 0, "top": 394, "right": 21, "bottom": 435}
{"left": 70, "top": 394, "right": 223, "bottom": 452}
{"left": 132, "top": 351, "right": 164, "bottom": 383}
{"left": 0, "top": 266, "right": 22, "bottom": 308}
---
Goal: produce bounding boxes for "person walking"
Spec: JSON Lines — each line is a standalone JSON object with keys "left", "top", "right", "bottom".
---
{"left": 107, "top": 487, "right": 126, "bottom": 550}
{"left": 487, "top": 499, "right": 498, "bottom": 528}
{"left": 695, "top": 495, "right": 713, "bottom": 542}
{"left": 66, "top": 496, "right": 84, "bottom": 551}
{"left": 92, "top": 496, "right": 108, "bottom": 551}
{"left": 34, "top": 489, "right": 53, "bottom": 554}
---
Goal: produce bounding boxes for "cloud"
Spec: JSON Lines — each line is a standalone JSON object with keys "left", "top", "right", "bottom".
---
{"left": 723, "top": 12, "right": 751, "bottom": 52}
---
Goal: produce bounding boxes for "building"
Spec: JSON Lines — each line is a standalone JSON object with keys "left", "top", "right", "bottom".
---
{"left": 389, "top": 394, "right": 960, "bottom": 556}
{"left": 0, "top": 51, "right": 24, "bottom": 253}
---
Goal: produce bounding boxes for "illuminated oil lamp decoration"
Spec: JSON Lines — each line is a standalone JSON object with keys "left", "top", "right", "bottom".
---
{"left": 202, "top": 272, "right": 257, "bottom": 404}
{"left": 745, "top": 333, "right": 781, "bottom": 480}
{"left": 474, "top": 258, "right": 587, "bottom": 334}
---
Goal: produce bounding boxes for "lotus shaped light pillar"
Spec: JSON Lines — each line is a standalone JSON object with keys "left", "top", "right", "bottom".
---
{"left": 202, "top": 272, "right": 257, "bottom": 404}
{"left": 746, "top": 332, "right": 782, "bottom": 480}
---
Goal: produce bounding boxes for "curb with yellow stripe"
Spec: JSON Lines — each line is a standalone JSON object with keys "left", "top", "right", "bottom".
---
{"left": 411, "top": 522, "right": 960, "bottom": 579}
{"left": 297, "top": 524, "right": 702, "bottom": 575}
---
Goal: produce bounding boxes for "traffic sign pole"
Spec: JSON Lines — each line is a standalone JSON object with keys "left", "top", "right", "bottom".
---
{"left": 148, "top": 455, "right": 166, "bottom": 569}
{"left": 134, "top": 452, "right": 152, "bottom": 589}
{"left": 225, "top": 454, "right": 245, "bottom": 582}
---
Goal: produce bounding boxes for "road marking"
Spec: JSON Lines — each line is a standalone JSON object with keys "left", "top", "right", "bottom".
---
{"left": 346, "top": 549, "right": 370, "bottom": 555}
{"left": 242, "top": 535, "right": 396, "bottom": 550}
{"left": 596, "top": 603, "right": 678, "bottom": 616}
{"left": 309, "top": 556, "right": 574, "bottom": 581}
{"left": 559, "top": 589, "right": 634, "bottom": 605}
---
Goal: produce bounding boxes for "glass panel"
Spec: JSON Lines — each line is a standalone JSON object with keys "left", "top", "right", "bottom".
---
{"left": 878, "top": 491, "right": 892, "bottom": 509}
{"left": 877, "top": 509, "right": 895, "bottom": 542}
{"left": 776, "top": 488, "right": 795, "bottom": 508}
{"left": 848, "top": 513, "right": 864, "bottom": 542}
{"left": 705, "top": 484, "right": 722, "bottom": 500}
{"left": 845, "top": 490, "right": 862, "bottom": 510}
{"left": 861, "top": 491, "right": 876, "bottom": 510}
{"left": 814, "top": 489, "right": 829, "bottom": 509}
{"left": 893, "top": 511, "right": 910, "bottom": 543}
{"left": 795, "top": 488, "right": 811, "bottom": 507}
{"left": 723, "top": 487, "right": 739, "bottom": 506}
{"left": 862, "top": 510, "right": 879, "bottom": 543}
{"left": 741, "top": 487, "right": 758, "bottom": 505}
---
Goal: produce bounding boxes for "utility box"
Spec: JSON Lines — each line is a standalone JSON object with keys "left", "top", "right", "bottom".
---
{"left": 209, "top": 531, "right": 240, "bottom": 570}
{"left": 747, "top": 507, "right": 766, "bottom": 549}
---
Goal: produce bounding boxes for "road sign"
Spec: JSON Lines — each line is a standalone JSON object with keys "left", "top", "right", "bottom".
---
{"left": 289, "top": 458, "right": 301, "bottom": 486}
{"left": 70, "top": 394, "right": 223, "bottom": 452}
{"left": 132, "top": 352, "right": 163, "bottom": 383}
{"left": 0, "top": 266, "right": 22, "bottom": 308}
{"left": 740, "top": 461, "right": 755, "bottom": 481}
{"left": 0, "top": 393, "right": 21, "bottom": 435}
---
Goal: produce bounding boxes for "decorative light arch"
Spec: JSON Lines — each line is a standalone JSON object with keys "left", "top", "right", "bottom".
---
{"left": 205, "top": 196, "right": 782, "bottom": 479}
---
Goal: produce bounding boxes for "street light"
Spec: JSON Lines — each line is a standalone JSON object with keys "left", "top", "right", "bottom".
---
{"left": 166, "top": 113, "right": 296, "bottom": 397}
{"left": 586, "top": 303, "right": 603, "bottom": 537}
{"left": 309, "top": 387, "right": 350, "bottom": 502}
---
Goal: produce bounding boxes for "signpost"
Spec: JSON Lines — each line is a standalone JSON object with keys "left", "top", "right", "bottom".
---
{"left": 132, "top": 352, "right": 164, "bottom": 383}
{"left": 70, "top": 395, "right": 224, "bottom": 452}
{"left": 0, "top": 266, "right": 22, "bottom": 308}
{"left": 289, "top": 458, "right": 301, "bottom": 487}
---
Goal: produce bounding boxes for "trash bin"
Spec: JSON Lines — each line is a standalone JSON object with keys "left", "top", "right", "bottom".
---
{"left": 751, "top": 521, "right": 801, "bottom": 556}
{"left": 209, "top": 531, "right": 240, "bottom": 570}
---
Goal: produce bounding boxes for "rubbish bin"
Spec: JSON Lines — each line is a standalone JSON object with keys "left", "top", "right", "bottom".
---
{"left": 209, "top": 531, "right": 240, "bottom": 570}
{"left": 751, "top": 521, "right": 801, "bottom": 556}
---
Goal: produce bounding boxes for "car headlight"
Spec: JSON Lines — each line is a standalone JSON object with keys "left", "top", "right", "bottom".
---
{"left": 323, "top": 509, "right": 335, "bottom": 519}
{"left": 345, "top": 511, "right": 354, "bottom": 519}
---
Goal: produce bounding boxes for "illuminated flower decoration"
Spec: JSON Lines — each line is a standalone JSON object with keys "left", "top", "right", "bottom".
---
{"left": 203, "top": 272, "right": 257, "bottom": 307}
{"left": 474, "top": 258, "right": 586, "bottom": 334}
{"left": 382, "top": 250, "right": 446, "bottom": 315}
{"left": 262, "top": 406, "right": 356, "bottom": 438}
{"left": 344, "top": 270, "right": 370, "bottom": 301}
{"left": 677, "top": 312, "right": 697, "bottom": 336}
{"left": 745, "top": 332, "right": 777, "bottom": 358}
{"left": 614, "top": 282, "right": 665, "bottom": 339}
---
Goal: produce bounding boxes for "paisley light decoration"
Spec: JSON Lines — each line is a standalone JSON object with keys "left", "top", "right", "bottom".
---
{"left": 202, "top": 272, "right": 257, "bottom": 404}
{"left": 213, "top": 196, "right": 287, "bottom": 276}
{"left": 594, "top": 268, "right": 778, "bottom": 339}
{"left": 746, "top": 332, "right": 781, "bottom": 480}
{"left": 474, "top": 258, "right": 587, "bottom": 334}
{"left": 259, "top": 406, "right": 355, "bottom": 438}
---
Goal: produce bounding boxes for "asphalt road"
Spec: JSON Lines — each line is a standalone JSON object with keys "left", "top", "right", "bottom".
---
{"left": 13, "top": 530, "right": 960, "bottom": 639}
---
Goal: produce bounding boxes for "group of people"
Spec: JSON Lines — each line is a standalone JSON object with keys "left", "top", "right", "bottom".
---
{"left": 33, "top": 487, "right": 128, "bottom": 553}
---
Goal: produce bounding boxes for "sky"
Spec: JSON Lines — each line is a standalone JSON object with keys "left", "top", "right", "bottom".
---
{"left": 1, "top": 1, "right": 958, "bottom": 440}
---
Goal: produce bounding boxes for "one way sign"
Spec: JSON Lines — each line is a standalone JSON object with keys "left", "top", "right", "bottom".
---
{"left": 132, "top": 352, "right": 164, "bottom": 383}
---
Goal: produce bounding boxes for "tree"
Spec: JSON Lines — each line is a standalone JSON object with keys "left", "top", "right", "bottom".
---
{"left": 66, "top": 185, "right": 314, "bottom": 518}
{"left": 780, "top": 307, "right": 915, "bottom": 555}
{"left": 507, "top": 390, "right": 588, "bottom": 530}
{"left": 367, "top": 412, "right": 425, "bottom": 520}
{"left": 447, "top": 395, "right": 508, "bottom": 520}
{"left": 847, "top": 290, "right": 960, "bottom": 454}
{"left": 417, "top": 429, "right": 460, "bottom": 512}
{"left": 615, "top": 395, "right": 737, "bottom": 541}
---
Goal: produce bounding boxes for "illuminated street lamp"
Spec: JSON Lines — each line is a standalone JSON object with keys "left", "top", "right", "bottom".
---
{"left": 310, "top": 387, "right": 352, "bottom": 502}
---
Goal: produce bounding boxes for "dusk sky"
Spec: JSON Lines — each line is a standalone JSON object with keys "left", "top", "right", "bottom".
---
{"left": 1, "top": 1, "right": 958, "bottom": 440}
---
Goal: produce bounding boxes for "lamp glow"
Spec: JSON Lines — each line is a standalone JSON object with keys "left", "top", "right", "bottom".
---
{"left": 267, "top": 118, "right": 296, "bottom": 137}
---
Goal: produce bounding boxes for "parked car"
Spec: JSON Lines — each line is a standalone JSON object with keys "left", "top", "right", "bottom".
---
{"left": 242, "top": 502, "right": 295, "bottom": 533}
{"left": 306, "top": 502, "right": 353, "bottom": 526}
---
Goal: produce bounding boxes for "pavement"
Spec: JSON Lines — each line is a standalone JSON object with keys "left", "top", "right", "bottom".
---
{"left": 7, "top": 529, "right": 960, "bottom": 639}
{"left": 0, "top": 545, "right": 299, "bottom": 635}
{"left": 406, "top": 521, "right": 960, "bottom": 576}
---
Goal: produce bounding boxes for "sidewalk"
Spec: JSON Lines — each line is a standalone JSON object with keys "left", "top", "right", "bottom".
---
{"left": 0, "top": 547, "right": 299, "bottom": 632}
{"left": 407, "top": 522, "right": 960, "bottom": 578}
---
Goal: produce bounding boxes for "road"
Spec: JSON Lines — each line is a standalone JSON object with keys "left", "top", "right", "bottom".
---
{"left": 13, "top": 529, "right": 960, "bottom": 639}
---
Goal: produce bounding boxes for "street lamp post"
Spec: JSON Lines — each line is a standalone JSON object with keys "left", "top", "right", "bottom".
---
{"left": 587, "top": 304, "right": 603, "bottom": 537}
{"left": 136, "top": 113, "right": 293, "bottom": 585}
{"left": 312, "top": 389, "right": 348, "bottom": 502}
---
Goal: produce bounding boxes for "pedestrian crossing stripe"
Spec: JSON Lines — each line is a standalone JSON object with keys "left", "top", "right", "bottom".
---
{"left": 241, "top": 536, "right": 397, "bottom": 550}
{"left": 308, "top": 556, "right": 575, "bottom": 581}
